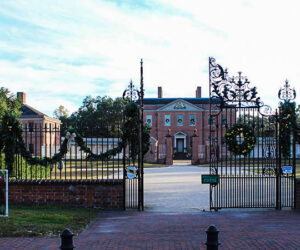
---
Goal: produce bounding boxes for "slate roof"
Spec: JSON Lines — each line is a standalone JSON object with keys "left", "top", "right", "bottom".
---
{"left": 144, "top": 98, "right": 220, "bottom": 105}
{"left": 19, "top": 104, "right": 47, "bottom": 118}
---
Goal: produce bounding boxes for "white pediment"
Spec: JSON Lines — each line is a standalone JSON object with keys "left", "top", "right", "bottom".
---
{"left": 157, "top": 99, "right": 204, "bottom": 112}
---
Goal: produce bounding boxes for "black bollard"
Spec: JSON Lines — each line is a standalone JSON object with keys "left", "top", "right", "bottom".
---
{"left": 60, "top": 228, "right": 75, "bottom": 250}
{"left": 205, "top": 225, "right": 220, "bottom": 250}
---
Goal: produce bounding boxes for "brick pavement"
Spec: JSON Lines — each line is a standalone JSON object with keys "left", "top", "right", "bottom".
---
{"left": 0, "top": 209, "right": 300, "bottom": 250}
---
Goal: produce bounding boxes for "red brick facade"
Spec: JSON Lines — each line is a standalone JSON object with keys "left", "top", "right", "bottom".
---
{"left": 8, "top": 180, "right": 124, "bottom": 210}
{"left": 144, "top": 87, "right": 231, "bottom": 164}
{"left": 17, "top": 92, "right": 61, "bottom": 156}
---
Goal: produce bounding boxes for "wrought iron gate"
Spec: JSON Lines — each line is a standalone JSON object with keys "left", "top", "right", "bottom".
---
{"left": 122, "top": 60, "right": 144, "bottom": 211}
{"left": 209, "top": 57, "right": 296, "bottom": 210}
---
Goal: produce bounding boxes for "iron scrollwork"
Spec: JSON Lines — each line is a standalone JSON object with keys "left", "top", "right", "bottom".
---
{"left": 209, "top": 57, "right": 274, "bottom": 116}
{"left": 122, "top": 80, "right": 140, "bottom": 102}
{"left": 278, "top": 79, "right": 296, "bottom": 101}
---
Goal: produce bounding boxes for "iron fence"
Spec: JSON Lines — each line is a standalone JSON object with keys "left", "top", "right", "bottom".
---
{"left": 0, "top": 122, "right": 126, "bottom": 181}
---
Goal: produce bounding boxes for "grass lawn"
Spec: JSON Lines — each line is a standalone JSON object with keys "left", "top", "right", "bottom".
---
{"left": 0, "top": 205, "right": 99, "bottom": 237}
{"left": 144, "top": 163, "right": 167, "bottom": 168}
{"left": 196, "top": 160, "right": 300, "bottom": 178}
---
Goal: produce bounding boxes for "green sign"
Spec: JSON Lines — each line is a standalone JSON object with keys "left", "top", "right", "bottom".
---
{"left": 202, "top": 175, "right": 219, "bottom": 184}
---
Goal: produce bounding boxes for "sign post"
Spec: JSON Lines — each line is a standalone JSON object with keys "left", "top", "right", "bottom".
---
{"left": 202, "top": 175, "right": 219, "bottom": 185}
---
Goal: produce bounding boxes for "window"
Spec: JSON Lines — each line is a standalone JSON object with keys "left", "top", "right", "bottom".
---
{"left": 222, "top": 137, "right": 226, "bottom": 144}
{"left": 165, "top": 115, "right": 171, "bottom": 126}
{"left": 190, "top": 114, "right": 195, "bottom": 126}
{"left": 146, "top": 115, "right": 152, "bottom": 127}
{"left": 177, "top": 115, "right": 183, "bottom": 126}
{"left": 222, "top": 114, "right": 227, "bottom": 125}
{"left": 208, "top": 115, "right": 214, "bottom": 125}
{"left": 29, "top": 122, "right": 34, "bottom": 132}
{"left": 29, "top": 144, "right": 34, "bottom": 154}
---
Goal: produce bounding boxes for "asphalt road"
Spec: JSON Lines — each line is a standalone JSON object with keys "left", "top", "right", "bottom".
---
{"left": 144, "top": 165, "right": 210, "bottom": 212}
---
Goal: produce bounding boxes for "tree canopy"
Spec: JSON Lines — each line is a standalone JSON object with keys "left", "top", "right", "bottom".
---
{"left": 0, "top": 87, "right": 21, "bottom": 121}
{"left": 53, "top": 105, "right": 69, "bottom": 119}
{"left": 55, "top": 96, "right": 126, "bottom": 137}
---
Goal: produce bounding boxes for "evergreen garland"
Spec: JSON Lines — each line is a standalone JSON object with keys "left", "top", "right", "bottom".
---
{"left": 279, "top": 101, "right": 297, "bottom": 159}
{"left": 225, "top": 123, "right": 256, "bottom": 156}
{"left": 0, "top": 102, "right": 150, "bottom": 174}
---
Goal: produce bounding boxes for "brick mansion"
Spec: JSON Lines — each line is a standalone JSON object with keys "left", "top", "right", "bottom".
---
{"left": 144, "top": 86, "right": 231, "bottom": 165}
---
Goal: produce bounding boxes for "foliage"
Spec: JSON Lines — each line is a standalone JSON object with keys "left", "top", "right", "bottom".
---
{"left": 279, "top": 101, "right": 297, "bottom": 159}
{"left": 225, "top": 123, "right": 256, "bottom": 156}
{"left": 0, "top": 87, "right": 21, "bottom": 122}
{"left": 61, "top": 96, "right": 125, "bottom": 137}
{"left": 53, "top": 105, "right": 69, "bottom": 119}
{"left": 0, "top": 205, "right": 98, "bottom": 237}
{"left": 236, "top": 114, "right": 276, "bottom": 137}
{"left": 0, "top": 154, "right": 51, "bottom": 179}
{"left": 0, "top": 102, "right": 150, "bottom": 174}
{"left": 0, "top": 112, "right": 23, "bottom": 174}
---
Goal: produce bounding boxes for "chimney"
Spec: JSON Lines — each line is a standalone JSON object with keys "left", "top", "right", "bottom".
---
{"left": 158, "top": 86, "right": 163, "bottom": 98}
{"left": 17, "top": 92, "right": 26, "bottom": 104}
{"left": 196, "top": 86, "right": 201, "bottom": 98}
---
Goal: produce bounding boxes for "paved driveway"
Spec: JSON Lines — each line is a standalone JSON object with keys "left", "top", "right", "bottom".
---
{"left": 1, "top": 210, "right": 300, "bottom": 249}
{"left": 144, "top": 165, "right": 210, "bottom": 212}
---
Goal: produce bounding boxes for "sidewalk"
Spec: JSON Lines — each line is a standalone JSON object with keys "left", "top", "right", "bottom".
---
{"left": 1, "top": 209, "right": 300, "bottom": 249}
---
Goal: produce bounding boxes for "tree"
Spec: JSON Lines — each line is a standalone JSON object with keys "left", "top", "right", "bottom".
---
{"left": 236, "top": 113, "right": 276, "bottom": 137}
{"left": 53, "top": 105, "right": 69, "bottom": 119}
{"left": 0, "top": 87, "right": 21, "bottom": 173}
{"left": 0, "top": 87, "right": 21, "bottom": 121}
{"left": 57, "top": 96, "right": 126, "bottom": 137}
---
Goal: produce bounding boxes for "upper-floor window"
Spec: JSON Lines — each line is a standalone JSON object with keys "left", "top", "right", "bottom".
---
{"left": 177, "top": 114, "right": 183, "bottom": 126}
{"left": 146, "top": 115, "right": 152, "bottom": 127}
{"left": 29, "top": 122, "right": 34, "bottom": 132}
{"left": 190, "top": 114, "right": 195, "bottom": 126}
{"left": 208, "top": 115, "right": 214, "bottom": 125}
{"left": 165, "top": 115, "right": 171, "bottom": 126}
{"left": 222, "top": 114, "right": 227, "bottom": 125}
{"left": 29, "top": 143, "right": 34, "bottom": 154}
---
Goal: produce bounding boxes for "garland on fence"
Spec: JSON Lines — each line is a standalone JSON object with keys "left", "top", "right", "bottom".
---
{"left": 279, "top": 101, "right": 297, "bottom": 159}
{"left": 0, "top": 102, "right": 150, "bottom": 174}
{"left": 225, "top": 123, "right": 256, "bottom": 156}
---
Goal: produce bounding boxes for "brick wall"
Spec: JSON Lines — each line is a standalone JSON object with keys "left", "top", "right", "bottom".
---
{"left": 296, "top": 179, "right": 300, "bottom": 209}
{"left": 8, "top": 180, "right": 124, "bottom": 210}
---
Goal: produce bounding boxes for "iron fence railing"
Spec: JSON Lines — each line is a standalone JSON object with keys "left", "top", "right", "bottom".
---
{"left": 0, "top": 123, "right": 125, "bottom": 181}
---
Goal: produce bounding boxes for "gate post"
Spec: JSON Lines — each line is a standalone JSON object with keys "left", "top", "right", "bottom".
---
{"left": 192, "top": 129, "right": 199, "bottom": 165}
{"left": 276, "top": 109, "right": 282, "bottom": 210}
{"left": 165, "top": 130, "right": 173, "bottom": 165}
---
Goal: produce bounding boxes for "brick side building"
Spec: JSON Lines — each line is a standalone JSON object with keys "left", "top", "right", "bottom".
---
{"left": 144, "top": 86, "right": 231, "bottom": 164}
{"left": 17, "top": 92, "right": 61, "bottom": 156}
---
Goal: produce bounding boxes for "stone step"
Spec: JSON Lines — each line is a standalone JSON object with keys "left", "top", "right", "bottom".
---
{"left": 173, "top": 160, "right": 192, "bottom": 165}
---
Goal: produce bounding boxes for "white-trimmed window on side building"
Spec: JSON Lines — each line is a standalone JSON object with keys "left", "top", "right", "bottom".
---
{"left": 146, "top": 115, "right": 152, "bottom": 127}
{"left": 190, "top": 114, "right": 195, "bottom": 126}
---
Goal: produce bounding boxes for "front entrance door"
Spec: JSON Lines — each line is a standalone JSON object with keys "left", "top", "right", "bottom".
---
{"left": 177, "top": 139, "right": 184, "bottom": 152}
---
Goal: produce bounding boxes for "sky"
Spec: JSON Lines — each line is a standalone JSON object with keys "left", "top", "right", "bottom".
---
{"left": 0, "top": 0, "right": 300, "bottom": 116}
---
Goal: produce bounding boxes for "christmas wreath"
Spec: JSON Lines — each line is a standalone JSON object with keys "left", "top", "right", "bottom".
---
{"left": 225, "top": 123, "right": 256, "bottom": 156}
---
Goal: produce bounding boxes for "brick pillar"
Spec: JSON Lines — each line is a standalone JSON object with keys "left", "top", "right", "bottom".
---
{"left": 165, "top": 133, "right": 173, "bottom": 166}
{"left": 296, "top": 179, "right": 300, "bottom": 209}
{"left": 192, "top": 129, "right": 199, "bottom": 165}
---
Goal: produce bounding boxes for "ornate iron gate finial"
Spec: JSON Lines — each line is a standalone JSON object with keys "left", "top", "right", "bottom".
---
{"left": 278, "top": 79, "right": 296, "bottom": 101}
{"left": 122, "top": 79, "right": 140, "bottom": 102}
